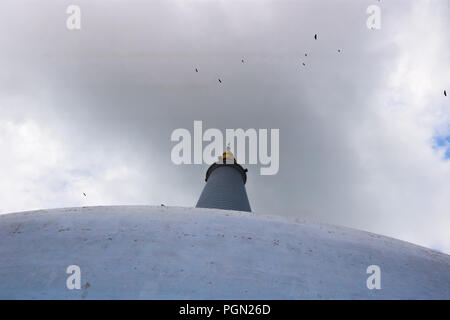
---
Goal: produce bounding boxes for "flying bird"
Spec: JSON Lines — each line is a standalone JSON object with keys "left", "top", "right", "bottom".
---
{"left": 314, "top": 34, "right": 317, "bottom": 40}
{"left": 83, "top": 193, "right": 86, "bottom": 197}
{"left": 241, "top": 59, "right": 244, "bottom": 63}
{"left": 195, "top": 68, "right": 198, "bottom": 72}
{"left": 338, "top": 49, "right": 341, "bottom": 53}
{"left": 302, "top": 62, "right": 306, "bottom": 66}
{"left": 218, "top": 78, "right": 222, "bottom": 83}
{"left": 445, "top": 90, "right": 447, "bottom": 96}
{"left": 305, "top": 53, "right": 308, "bottom": 57}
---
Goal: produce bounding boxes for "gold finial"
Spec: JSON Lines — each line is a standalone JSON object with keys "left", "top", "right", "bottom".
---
{"left": 222, "top": 143, "right": 236, "bottom": 163}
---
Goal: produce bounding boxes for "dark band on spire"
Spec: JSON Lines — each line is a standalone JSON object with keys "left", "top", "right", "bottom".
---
{"left": 205, "top": 163, "right": 248, "bottom": 184}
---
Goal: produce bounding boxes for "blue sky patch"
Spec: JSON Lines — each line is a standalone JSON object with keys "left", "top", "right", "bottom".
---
{"left": 432, "top": 135, "right": 450, "bottom": 159}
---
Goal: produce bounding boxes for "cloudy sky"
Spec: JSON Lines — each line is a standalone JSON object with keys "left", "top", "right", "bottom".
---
{"left": 1, "top": 0, "right": 449, "bottom": 253}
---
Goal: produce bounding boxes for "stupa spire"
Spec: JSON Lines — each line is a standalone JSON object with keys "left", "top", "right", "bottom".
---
{"left": 195, "top": 145, "right": 251, "bottom": 212}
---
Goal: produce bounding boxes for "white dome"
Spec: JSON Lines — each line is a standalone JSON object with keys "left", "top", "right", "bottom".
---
{"left": 0, "top": 206, "right": 448, "bottom": 299}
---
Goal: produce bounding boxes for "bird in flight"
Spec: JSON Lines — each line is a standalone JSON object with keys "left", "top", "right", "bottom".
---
{"left": 338, "top": 49, "right": 341, "bottom": 53}
{"left": 218, "top": 78, "right": 222, "bottom": 83}
{"left": 302, "top": 62, "right": 306, "bottom": 66}
{"left": 195, "top": 68, "right": 198, "bottom": 72}
{"left": 445, "top": 90, "right": 447, "bottom": 97}
{"left": 305, "top": 53, "right": 307, "bottom": 57}
{"left": 83, "top": 193, "right": 86, "bottom": 197}
{"left": 241, "top": 59, "right": 244, "bottom": 63}
{"left": 314, "top": 34, "right": 317, "bottom": 40}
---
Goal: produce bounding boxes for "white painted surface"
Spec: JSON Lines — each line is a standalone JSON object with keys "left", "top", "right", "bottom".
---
{"left": 0, "top": 206, "right": 448, "bottom": 299}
